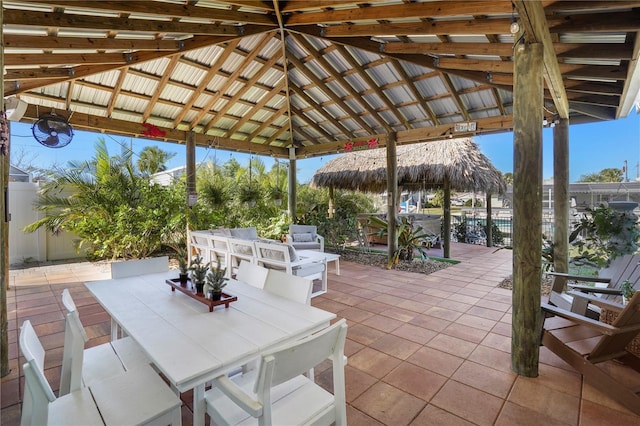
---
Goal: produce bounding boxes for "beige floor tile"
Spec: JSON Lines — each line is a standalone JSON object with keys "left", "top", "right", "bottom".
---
{"left": 369, "top": 334, "right": 422, "bottom": 360}
{"left": 348, "top": 347, "right": 403, "bottom": 379}
{"left": 383, "top": 362, "right": 447, "bottom": 401}
{"left": 451, "top": 360, "right": 517, "bottom": 399}
{"left": 407, "top": 346, "right": 464, "bottom": 377}
{"left": 431, "top": 380, "right": 504, "bottom": 426}
{"left": 352, "top": 381, "right": 426, "bottom": 426}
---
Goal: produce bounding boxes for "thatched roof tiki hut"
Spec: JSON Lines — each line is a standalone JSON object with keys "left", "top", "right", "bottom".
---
{"left": 311, "top": 138, "right": 507, "bottom": 259}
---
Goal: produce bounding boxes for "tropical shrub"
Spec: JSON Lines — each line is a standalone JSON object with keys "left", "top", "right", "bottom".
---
{"left": 368, "top": 216, "right": 431, "bottom": 268}
{"left": 24, "top": 139, "right": 186, "bottom": 260}
{"left": 570, "top": 204, "right": 640, "bottom": 267}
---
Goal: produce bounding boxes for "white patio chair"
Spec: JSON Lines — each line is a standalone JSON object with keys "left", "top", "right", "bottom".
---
{"left": 286, "top": 224, "right": 324, "bottom": 251}
{"left": 20, "top": 320, "right": 183, "bottom": 426}
{"left": 263, "top": 268, "right": 313, "bottom": 305}
{"left": 20, "top": 320, "right": 103, "bottom": 426}
{"left": 253, "top": 240, "right": 326, "bottom": 297}
{"left": 59, "top": 289, "right": 152, "bottom": 396}
{"left": 205, "top": 319, "right": 348, "bottom": 426}
{"left": 61, "top": 310, "right": 182, "bottom": 424}
{"left": 236, "top": 260, "right": 268, "bottom": 289}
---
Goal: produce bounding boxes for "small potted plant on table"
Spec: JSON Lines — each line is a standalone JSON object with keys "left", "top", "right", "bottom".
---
{"left": 206, "top": 258, "right": 228, "bottom": 301}
{"left": 190, "top": 254, "right": 209, "bottom": 296}
{"left": 177, "top": 246, "right": 190, "bottom": 286}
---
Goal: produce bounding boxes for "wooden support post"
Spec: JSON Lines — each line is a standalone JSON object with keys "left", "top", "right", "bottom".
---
{"left": 553, "top": 119, "right": 569, "bottom": 276}
{"left": 512, "top": 41, "right": 543, "bottom": 377}
{"left": 288, "top": 148, "right": 297, "bottom": 222}
{"left": 1, "top": 0, "right": 10, "bottom": 378}
{"left": 443, "top": 180, "right": 451, "bottom": 259}
{"left": 185, "top": 132, "right": 196, "bottom": 230}
{"left": 386, "top": 133, "right": 398, "bottom": 265}
{"left": 486, "top": 193, "right": 493, "bottom": 248}
{"left": 328, "top": 186, "right": 335, "bottom": 219}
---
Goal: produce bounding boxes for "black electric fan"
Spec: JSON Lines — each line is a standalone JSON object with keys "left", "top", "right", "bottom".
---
{"left": 32, "top": 113, "right": 74, "bottom": 148}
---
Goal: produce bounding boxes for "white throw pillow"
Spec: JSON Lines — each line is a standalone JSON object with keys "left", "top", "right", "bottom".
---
{"left": 293, "top": 233, "right": 314, "bottom": 243}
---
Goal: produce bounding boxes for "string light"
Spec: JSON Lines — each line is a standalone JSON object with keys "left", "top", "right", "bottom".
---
{"left": 510, "top": 2, "right": 520, "bottom": 34}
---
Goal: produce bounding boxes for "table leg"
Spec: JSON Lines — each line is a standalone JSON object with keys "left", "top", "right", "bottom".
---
{"left": 193, "top": 384, "right": 206, "bottom": 426}
{"left": 334, "top": 259, "right": 340, "bottom": 275}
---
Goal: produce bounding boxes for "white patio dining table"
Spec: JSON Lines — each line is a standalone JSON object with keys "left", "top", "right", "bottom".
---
{"left": 86, "top": 271, "right": 336, "bottom": 426}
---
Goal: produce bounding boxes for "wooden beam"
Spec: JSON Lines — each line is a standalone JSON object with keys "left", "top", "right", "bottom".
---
{"left": 323, "top": 18, "right": 514, "bottom": 37}
{"left": 2, "top": 35, "right": 184, "bottom": 51}
{"left": 291, "top": 33, "right": 392, "bottom": 133}
{"left": 224, "top": 81, "right": 286, "bottom": 137}
{"left": 203, "top": 37, "right": 281, "bottom": 132}
{"left": 3, "top": 10, "right": 245, "bottom": 36}
{"left": 383, "top": 42, "right": 514, "bottom": 57}
{"left": 18, "top": 103, "right": 289, "bottom": 157}
{"left": 28, "top": 0, "right": 277, "bottom": 26}
{"left": 286, "top": 1, "right": 514, "bottom": 25}
{"left": 287, "top": 54, "right": 377, "bottom": 135}
{"left": 618, "top": 33, "right": 640, "bottom": 118}
{"left": 515, "top": 0, "right": 569, "bottom": 119}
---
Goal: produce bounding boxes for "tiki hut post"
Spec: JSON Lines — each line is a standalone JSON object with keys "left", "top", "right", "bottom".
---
{"left": 553, "top": 118, "right": 570, "bottom": 276}
{"left": 386, "top": 133, "right": 398, "bottom": 264}
{"left": 443, "top": 179, "right": 451, "bottom": 259}
{"left": 328, "top": 186, "right": 335, "bottom": 218}
{"left": 486, "top": 193, "right": 493, "bottom": 247}
{"left": 512, "top": 41, "right": 543, "bottom": 377}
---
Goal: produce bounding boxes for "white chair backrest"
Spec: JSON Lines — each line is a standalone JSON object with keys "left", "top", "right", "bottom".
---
{"left": 20, "top": 320, "right": 57, "bottom": 426}
{"left": 236, "top": 260, "right": 268, "bottom": 289}
{"left": 254, "top": 241, "right": 296, "bottom": 264}
{"left": 263, "top": 269, "right": 313, "bottom": 305}
{"left": 255, "top": 319, "right": 347, "bottom": 403}
{"left": 60, "top": 291, "right": 90, "bottom": 395}
{"left": 111, "top": 256, "right": 169, "bottom": 279}
{"left": 228, "top": 237, "right": 257, "bottom": 257}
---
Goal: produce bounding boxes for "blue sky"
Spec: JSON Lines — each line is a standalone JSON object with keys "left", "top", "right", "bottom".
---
{"left": 10, "top": 112, "right": 640, "bottom": 184}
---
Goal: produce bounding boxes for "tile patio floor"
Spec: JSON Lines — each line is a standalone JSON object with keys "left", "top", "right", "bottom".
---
{"left": 3, "top": 243, "right": 640, "bottom": 425}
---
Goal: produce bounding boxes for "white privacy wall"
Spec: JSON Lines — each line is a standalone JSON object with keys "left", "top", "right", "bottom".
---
{"left": 8, "top": 181, "right": 83, "bottom": 265}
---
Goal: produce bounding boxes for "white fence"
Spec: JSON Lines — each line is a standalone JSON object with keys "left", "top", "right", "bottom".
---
{"left": 8, "top": 181, "right": 84, "bottom": 265}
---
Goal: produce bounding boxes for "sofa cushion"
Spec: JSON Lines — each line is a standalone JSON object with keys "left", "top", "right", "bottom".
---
{"left": 291, "top": 241, "right": 321, "bottom": 250}
{"left": 292, "top": 233, "right": 314, "bottom": 243}
{"left": 230, "top": 227, "right": 258, "bottom": 240}
{"left": 258, "top": 240, "right": 298, "bottom": 262}
{"left": 289, "top": 225, "right": 317, "bottom": 238}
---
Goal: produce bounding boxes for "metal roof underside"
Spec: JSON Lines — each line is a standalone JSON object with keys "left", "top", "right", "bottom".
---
{"left": 3, "top": 0, "right": 640, "bottom": 159}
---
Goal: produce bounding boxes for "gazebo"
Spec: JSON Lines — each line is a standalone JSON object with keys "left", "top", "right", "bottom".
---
{"left": 311, "top": 138, "right": 507, "bottom": 258}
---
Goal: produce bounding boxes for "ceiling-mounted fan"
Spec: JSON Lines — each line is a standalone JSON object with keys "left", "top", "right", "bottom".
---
{"left": 32, "top": 113, "right": 74, "bottom": 148}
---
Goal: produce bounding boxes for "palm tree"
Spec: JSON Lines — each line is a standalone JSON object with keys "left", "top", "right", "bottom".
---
{"left": 24, "top": 139, "right": 184, "bottom": 259}
{"left": 137, "top": 145, "right": 176, "bottom": 175}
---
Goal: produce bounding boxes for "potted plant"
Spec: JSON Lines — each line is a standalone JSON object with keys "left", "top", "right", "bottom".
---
{"left": 267, "top": 185, "right": 284, "bottom": 206}
{"left": 239, "top": 183, "right": 261, "bottom": 207}
{"left": 176, "top": 245, "right": 189, "bottom": 286}
{"left": 189, "top": 254, "right": 209, "bottom": 295}
{"left": 621, "top": 279, "right": 636, "bottom": 305}
{"left": 206, "top": 258, "right": 228, "bottom": 300}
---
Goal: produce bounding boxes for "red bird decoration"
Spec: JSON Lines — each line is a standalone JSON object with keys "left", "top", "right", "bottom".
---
{"left": 142, "top": 122, "right": 166, "bottom": 138}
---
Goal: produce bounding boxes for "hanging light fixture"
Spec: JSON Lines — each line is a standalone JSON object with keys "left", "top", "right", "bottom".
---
{"left": 510, "top": 2, "right": 520, "bottom": 34}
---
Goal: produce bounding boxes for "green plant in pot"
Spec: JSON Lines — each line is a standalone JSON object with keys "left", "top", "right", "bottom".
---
{"left": 620, "top": 279, "right": 636, "bottom": 304}
{"left": 176, "top": 245, "right": 190, "bottom": 286}
{"left": 239, "top": 183, "right": 261, "bottom": 207}
{"left": 206, "top": 258, "right": 228, "bottom": 300}
{"left": 189, "top": 254, "right": 209, "bottom": 295}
